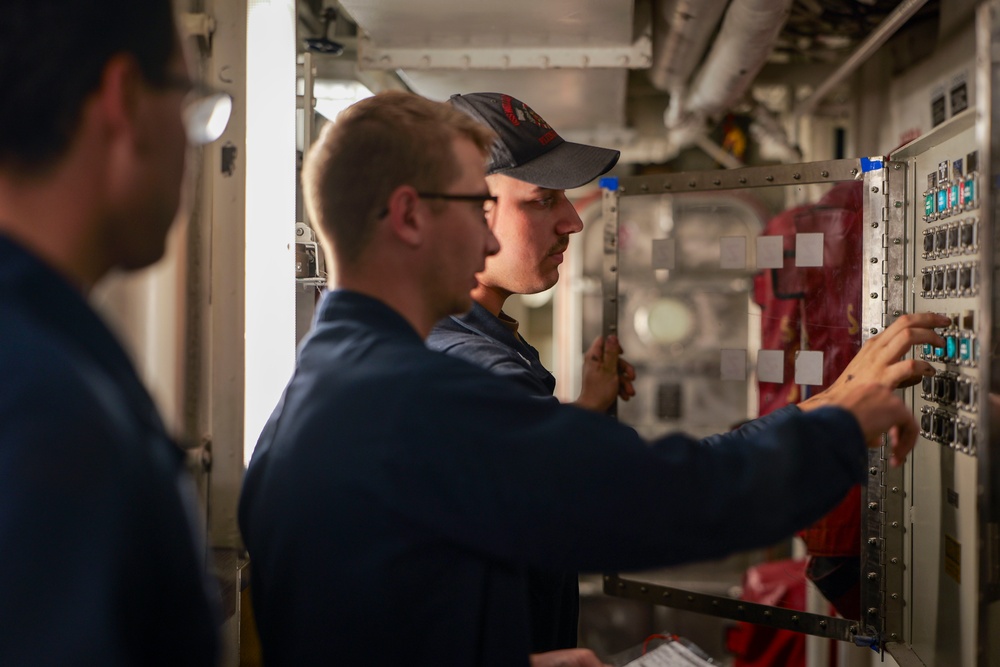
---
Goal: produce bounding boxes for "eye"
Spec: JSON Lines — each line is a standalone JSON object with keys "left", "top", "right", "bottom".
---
{"left": 531, "top": 197, "right": 555, "bottom": 209}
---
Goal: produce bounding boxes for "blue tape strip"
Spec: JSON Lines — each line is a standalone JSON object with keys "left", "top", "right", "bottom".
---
{"left": 599, "top": 176, "right": 619, "bottom": 191}
{"left": 860, "top": 156, "right": 885, "bottom": 172}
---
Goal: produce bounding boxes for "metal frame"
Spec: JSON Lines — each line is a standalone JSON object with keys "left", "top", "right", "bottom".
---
{"left": 600, "top": 158, "right": 882, "bottom": 644}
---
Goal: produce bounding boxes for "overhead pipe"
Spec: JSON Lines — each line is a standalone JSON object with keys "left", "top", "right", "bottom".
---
{"left": 684, "top": 0, "right": 794, "bottom": 119}
{"left": 791, "top": 0, "right": 931, "bottom": 119}
{"left": 648, "top": 0, "right": 730, "bottom": 93}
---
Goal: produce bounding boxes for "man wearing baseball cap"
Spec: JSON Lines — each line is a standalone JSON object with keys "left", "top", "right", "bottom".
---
{"left": 428, "top": 92, "right": 635, "bottom": 655}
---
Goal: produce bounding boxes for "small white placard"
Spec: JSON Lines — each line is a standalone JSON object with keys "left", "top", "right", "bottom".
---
{"left": 720, "top": 349, "right": 747, "bottom": 381}
{"left": 756, "top": 236, "right": 784, "bottom": 269}
{"left": 720, "top": 236, "right": 747, "bottom": 269}
{"left": 757, "top": 349, "right": 785, "bottom": 384}
{"left": 652, "top": 238, "right": 676, "bottom": 270}
{"left": 795, "top": 233, "right": 824, "bottom": 267}
{"left": 794, "top": 350, "right": 825, "bottom": 386}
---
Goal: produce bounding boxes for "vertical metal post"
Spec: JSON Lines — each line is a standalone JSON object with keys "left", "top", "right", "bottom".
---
{"left": 601, "top": 178, "right": 621, "bottom": 417}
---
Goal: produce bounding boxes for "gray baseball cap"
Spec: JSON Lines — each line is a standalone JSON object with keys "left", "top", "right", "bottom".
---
{"left": 450, "top": 92, "right": 620, "bottom": 190}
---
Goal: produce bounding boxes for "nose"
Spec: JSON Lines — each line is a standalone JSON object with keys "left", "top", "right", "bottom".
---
{"left": 554, "top": 194, "right": 584, "bottom": 235}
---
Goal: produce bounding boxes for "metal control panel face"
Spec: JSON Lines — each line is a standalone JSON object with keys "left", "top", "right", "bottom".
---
{"left": 892, "top": 112, "right": 983, "bottom": 667}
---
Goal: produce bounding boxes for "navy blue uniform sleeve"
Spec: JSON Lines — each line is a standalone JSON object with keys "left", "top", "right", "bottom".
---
{"left": 377, "top": 364, "right": 866, "bottom": 573}
{"left": 699, "top": 404, "right": 801, "bottom": 447}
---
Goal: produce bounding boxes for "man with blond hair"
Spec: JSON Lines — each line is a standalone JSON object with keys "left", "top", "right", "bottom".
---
{"left": 239, "top": 90, "right": 939, "bottom": 667}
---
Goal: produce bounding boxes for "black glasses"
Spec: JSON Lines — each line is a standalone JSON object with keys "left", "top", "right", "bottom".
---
{"left": 160, "top": 74, "right": 233, "bottom": 145}
{"left": 378, "top": 192, "right": 498, "bottom": 219}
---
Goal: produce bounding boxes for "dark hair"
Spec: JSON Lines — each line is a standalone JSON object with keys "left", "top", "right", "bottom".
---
{"left": 0, "top": 0, "right": 177, "bottom": 172}
{"left": 302, "top": 91, "right": 495, "bottom": 265}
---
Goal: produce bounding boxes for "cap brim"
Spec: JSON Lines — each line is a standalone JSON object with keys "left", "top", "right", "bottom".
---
{"left": 490, "top": 140, "right": 620, "bottom": 190}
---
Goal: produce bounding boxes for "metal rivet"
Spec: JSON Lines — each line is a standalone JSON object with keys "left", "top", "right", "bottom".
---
{"left": 868, "top": 572, "right": 878, "bottom": 581}
{"left": 870, "top": 328, "right": 878, "bottom": 334}
{"left": 871, "top": 222, "right": 879, "bottom": 228}
{"left": 663, "top": 591, "right": 671, "bottom": 598}
{"left": 739, "top": 177, "right": 747, "bottom": 184}
{"left": 820, "top": 620, "right": 828, "bottom": 629}
{"left": 891, "top": 633, "right": 899, "bottom": 640}
{"left": 766, "top": 175, "right": 774, "bottom": 182}
{"left": 640, "top": 586, "right": 649, "bottom": 593}
{"left": 791, "top": 615, "right": 799, "bottom": 622}
{"left": 895, "top": 201, "right": 903, "bottom": 208}
{"left": 869, "top": 467, "right": 878, "bottom": 475}
{"left": 793, "top": 173, "right": 801, "bottom": 180}
{"left": 894, "top": 163, "right": 902, "bottom": 170}
{"left": 821, "top": 171, "right": 829, "bottom": 178}
{"left": 713, "top": 179, "right": 721, "bottom": 186}
{"left": 868, "top": 537, "right": 878, "bottom": 545}
{"left": 892, "top": 486, "right": 899, "bottom": 493}
{"left": 872, "top": 186, "right": 880, "bottom": 193}
{"left": 892, "top": 521, "right": 899, "bottom": 528}
{"left": 764, "top": 610, "right": 772, "bottom": 617}
{"left": 851, "top": 168, "right": 859, "bottom": 176}
{"left": 891, "top": 558, "right": 898, "bottom": 565}
{"left": 893, "top": 310, "right": 901, "bottom": 317}
{"left": 868, "top": 502, "right": 879, "bottom": 510}
{"left": 894, "top": 274, "right": 902, "bottom": 281}
{"left": 688, "top": 181, "right": 697, "bottom": 188}
{"left": 870, "top": 257, "right": 879, "bottom": 263}
{"left": 893, "top": 238, "right": 902, "bottom": 245}
{"left": 870, "top": 292, "right": 879, "bottom": 299}
{"left": 869, "top": 607, "right": 878, "bottom": 615}
{"left": 891, "top": 593, "right": 899, "bottom": 600}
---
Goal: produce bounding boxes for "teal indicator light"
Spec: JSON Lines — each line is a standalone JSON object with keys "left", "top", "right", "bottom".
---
{"left": 937, "top": 189, "right": 948, "bottom": 213}
{"left": 925, "top": 194, "right": 935, "bottom": 217}
{"left": 949, "top": 184, "right": 959, "bottom": 208}
{"left": 960, "top": 337, "right": 971, "bottom": 362}
{"left": 964, "top": 177, "right": 976, "bottom": 207}
{"left": 946, "top": 336, "right": 958, "bottom": 360}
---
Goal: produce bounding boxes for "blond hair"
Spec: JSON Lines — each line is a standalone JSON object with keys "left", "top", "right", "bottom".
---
{"left": 303, "top": 90, "right": 495, "bottom": 264}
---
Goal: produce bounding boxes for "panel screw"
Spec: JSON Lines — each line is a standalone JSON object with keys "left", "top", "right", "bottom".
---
{"left": 869, "top": 607, "right": 878, "bottom": 615}
{"left": 893, "top": 238, "right": 902, "bottom": 245}
{"left": 895, "top": 201, "right": 903, "bottom": 208}
{"left": 891, "top": 558, "right": 898, "bottom": 564}
{"left": 868, "top": 502, "right": 879, "bottom": 511}
{"left": 871, "top": 292, "right": 879, "bottom": 299}
{"left": 739, "top": 177, "right": 747, "bottom": 184}
{"left": 793, "top": 173, "right": 801, "bottom": 180}
{"left": 868, "top": 537, "right": 878, "bottom": 545}
{"left": 893, "top": 310, "right": 901, "bottom": 317}
{"left": 713, "top": 179, "right": 721, "bottom": 186}
{"left": 869, "top": 466, "right": 878, "bottom": 475}
{"left": 894, "top": 163, "right": 902, "bottom": 170}
{"left": 892, "top": 633, "right": 899, "bottom": 640}
{"left": 892, "top": 593, "right": 899, "bottom": 600}
{"left": 894, "top": 274, "right": 902, "bottom": 281}
{"left": 892, "top": 486, "right": 899, "bottom": 493}
{"left": 663, "top": 591, "right": 671, "bottom": 598}
{"left": 791, "top": 615, "right": 799, "bottom": 622}
{"left": 820, "top": 620, "right": 828, "bottom": 628}
{"left": 891, "top": 521, "right": 899, "bottom": 528}
{"left": 870, "top": 257, "right": 879, "bottom": 263}
{"left": 821, "top": 171, "right": 830, "bottom": 177}
{"left": 868, "top": 572, "right": 878, "bottom": 581}
{"left": 870, "top": 328, "right": 878, "bottom": 334}
{"left": 871, "top": 222, "right": 879, "bottom": 228}
{"left": 640, "top": 586, "right": 649, "bottom": 594}
{"left": 851, "top": 168, "right": 859, "bottom": 176}
{"left": 872, "top": 186, "right": 880, "bottom": 193}
{"left": 766, "top": 175, "right": 775, "bottom": 182}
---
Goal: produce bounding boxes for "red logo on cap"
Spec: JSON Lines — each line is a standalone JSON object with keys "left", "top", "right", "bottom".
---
{"left": 501, "top": 95, "right": 520, "bottom": 126}
{"left": 538, "top": 130, "right": 558, "bottom": 145}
